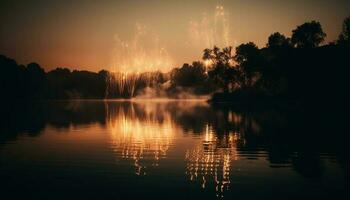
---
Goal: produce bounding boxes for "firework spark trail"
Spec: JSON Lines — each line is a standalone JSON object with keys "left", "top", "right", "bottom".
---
{"left": 188, "top": 4, "right": 232, "bottom": 51}
{"left": 108, "top": 24, "right": 173, "bottom": 97}
{"left": 188, "top": 4, "right": 236, "bottom": 73}
{"left": 108, "top": 4, "right": 234, "bottom": 98}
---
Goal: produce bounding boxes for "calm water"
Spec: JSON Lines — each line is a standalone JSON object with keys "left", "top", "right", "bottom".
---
{"left": 0, "top": 100, "right": 349, "bottom": 199}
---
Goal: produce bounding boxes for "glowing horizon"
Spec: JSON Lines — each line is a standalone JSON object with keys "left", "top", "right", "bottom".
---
{"left": 0, "top": 0, "right": 349, "bottom": 72}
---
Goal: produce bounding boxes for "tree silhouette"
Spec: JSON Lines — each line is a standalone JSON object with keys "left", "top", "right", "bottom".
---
{"left": 171, "top": 62, "right": 207, "bottom": 87}
{"left": 338, "top": 15, "right": 350, "bottom": 45}
{"left": 291, "top": 21, "right": 326, "bottom": 48}
{"left": 208, "top": 62, "right": 236, "bottom": 93}
{"left": 234, "top": 42, "right": 261, "bottom": 88}
{"left": 26, "top": 63, "right": 47, "bottom": 98}
{"left": 203, "top": 48, "right": 214, "bottom": 61}
{"left": 1, "top": 17, "right": 350, "bottom": 102}
{"left": 203, "top": 46, "right": 237, "bottom": 92}
{"left": 266, "top": 32, "right": 291, "bottom": 48}
{"left": 203, "top": 46, "right": 233, "bottom": 65}
{"left": 0, "top": 56, "right": 47, "bottom": 99}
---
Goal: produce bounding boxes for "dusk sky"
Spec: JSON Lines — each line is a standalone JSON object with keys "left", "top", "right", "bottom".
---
{"left": 1, "top": 0, "right": 349, "bottom": 72}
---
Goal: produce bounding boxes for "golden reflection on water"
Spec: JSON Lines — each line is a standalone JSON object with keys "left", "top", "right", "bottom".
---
{"left": 185, "top": 124, "right": 243, "bottom": 198}
{"left": 106, "top": 102, "right": 176, "bottom": 175}
{"left": 104, "top": 101, "right": 247, "bottom": 197}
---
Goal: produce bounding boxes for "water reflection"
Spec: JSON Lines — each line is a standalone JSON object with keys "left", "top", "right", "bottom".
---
{"left": 106, "top": 102, "right": 175, "bottom": 175}
{"left": 0, "top": 100, "right": 349, "bottom": 199}
{"left": 185, "top": 126, "right": 240, "bottom": 198}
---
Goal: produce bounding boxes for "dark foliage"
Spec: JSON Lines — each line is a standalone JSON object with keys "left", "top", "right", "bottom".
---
{"left": 0, "top": 55, "right": 47, "bottom": 100}
{"left": 45, "top": 68, "right": 108, "bottom": 99}
{"left": 207, "top": 18, "right": 350, "bottom": 108}
{"left": 0, "top": 56, "right": 108, "bottom": 100}
{"left": 267, "top": 32, "right": 292, "bottom": 48}
{"left": 171, "top": 62, "right": 206, "bottom": 87}
{"left": 291, "top": 21, "right": 326, "bottom": 48}
{"left": 338, "top": 15, "right": 350, "bottom": 46}
{"left": 1, "top": 17, "right": 350, "bottom": 104}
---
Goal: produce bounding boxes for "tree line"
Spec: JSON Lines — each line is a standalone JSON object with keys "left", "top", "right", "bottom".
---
{"left": 0, "top": 57, "right": 109, "bottom": 99}
{"left": 203, "top": 17, "right": 350, "bottom": 105}
{"left": 1, "top": 16, "right": 349, "bottom": 102}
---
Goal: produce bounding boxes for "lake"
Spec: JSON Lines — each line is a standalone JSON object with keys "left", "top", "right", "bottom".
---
{"left": 0, "top": 100, "right": 348, "bottom": 199}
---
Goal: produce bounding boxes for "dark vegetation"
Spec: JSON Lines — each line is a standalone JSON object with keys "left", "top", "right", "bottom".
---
{"left": 1, "top": 17, "right": 350, "bottom": 106}
{"left": 207, "top": 19, "right": 350, "bottom": 108}
{"left": 0, "top": 57, "right": 109, "bottom": 99}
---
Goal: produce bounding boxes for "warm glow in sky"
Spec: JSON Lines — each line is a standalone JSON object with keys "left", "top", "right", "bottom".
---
{"left": 0, "top": 0, "right": 349, "bottom": 72}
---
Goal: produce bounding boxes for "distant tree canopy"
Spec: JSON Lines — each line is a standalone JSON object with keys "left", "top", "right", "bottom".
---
{"left": 171, "top": 62, "right": 206, "bottom": 87}
{"left": 203, "top": 19, "right": 349, "bottom": 104}
{"left": 0, "top": 56, "right": 47, "bottom": 99}
{"left": 1, "top": 18, "right": 349, "bottom": 102}
{"left": 46, "top": 68, "right": 107, "bottom": 99}
{"left": 202, "top": 42, "right": 265, "bottom": 92}
{"left": 26, "top": 63, "right": 47, "bottom": 97}
{"left": 0, "top": 56, "right": 109, "bottom": 100}
{"left": 338, "top": 15, "right": 350, "bottom": 45}
{"left": 234, "top": 42, "right": 261, "bottom": 88}
{"left": 202, "top": 46, "right": 235, "bottom": 92}
{"left": 203, "top": 46, "right": 233, "bottom": 66}
{"left": 207, "top": 62, "right": 236, "bottom": 93}
{"left": 291, "top": 21, "right": 326, "bottom": 48}
{"left": 267, "top": 32, "right": 291, "bottom": 48}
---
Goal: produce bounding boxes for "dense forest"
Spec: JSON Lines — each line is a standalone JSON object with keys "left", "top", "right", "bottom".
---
{"left": 1, "top": 16, "right": 349, "bottom": 106}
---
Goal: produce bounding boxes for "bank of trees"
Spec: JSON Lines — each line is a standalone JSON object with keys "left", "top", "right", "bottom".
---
{"left": 204, "top": 17, "right": 350, "bottom": 104}
{"left": 0, "top": 57, "right": 109, "bottom": 99}
{"left": 1, "top": 16, "right": 349, "bottom": 101}
{"left": 47, "top": 68, "right": 108, "bottom": 99}
{"left": 0, "top": 57, "right": 47, "bottom": 99}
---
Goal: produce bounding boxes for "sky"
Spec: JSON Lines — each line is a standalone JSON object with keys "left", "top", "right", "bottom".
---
{"left": 0, "top": 0, "right": 349, "bottom": 72}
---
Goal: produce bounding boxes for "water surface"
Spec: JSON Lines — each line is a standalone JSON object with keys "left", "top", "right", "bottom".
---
{"left": 0, "top": 100, "right": 348, "bottom": 199}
